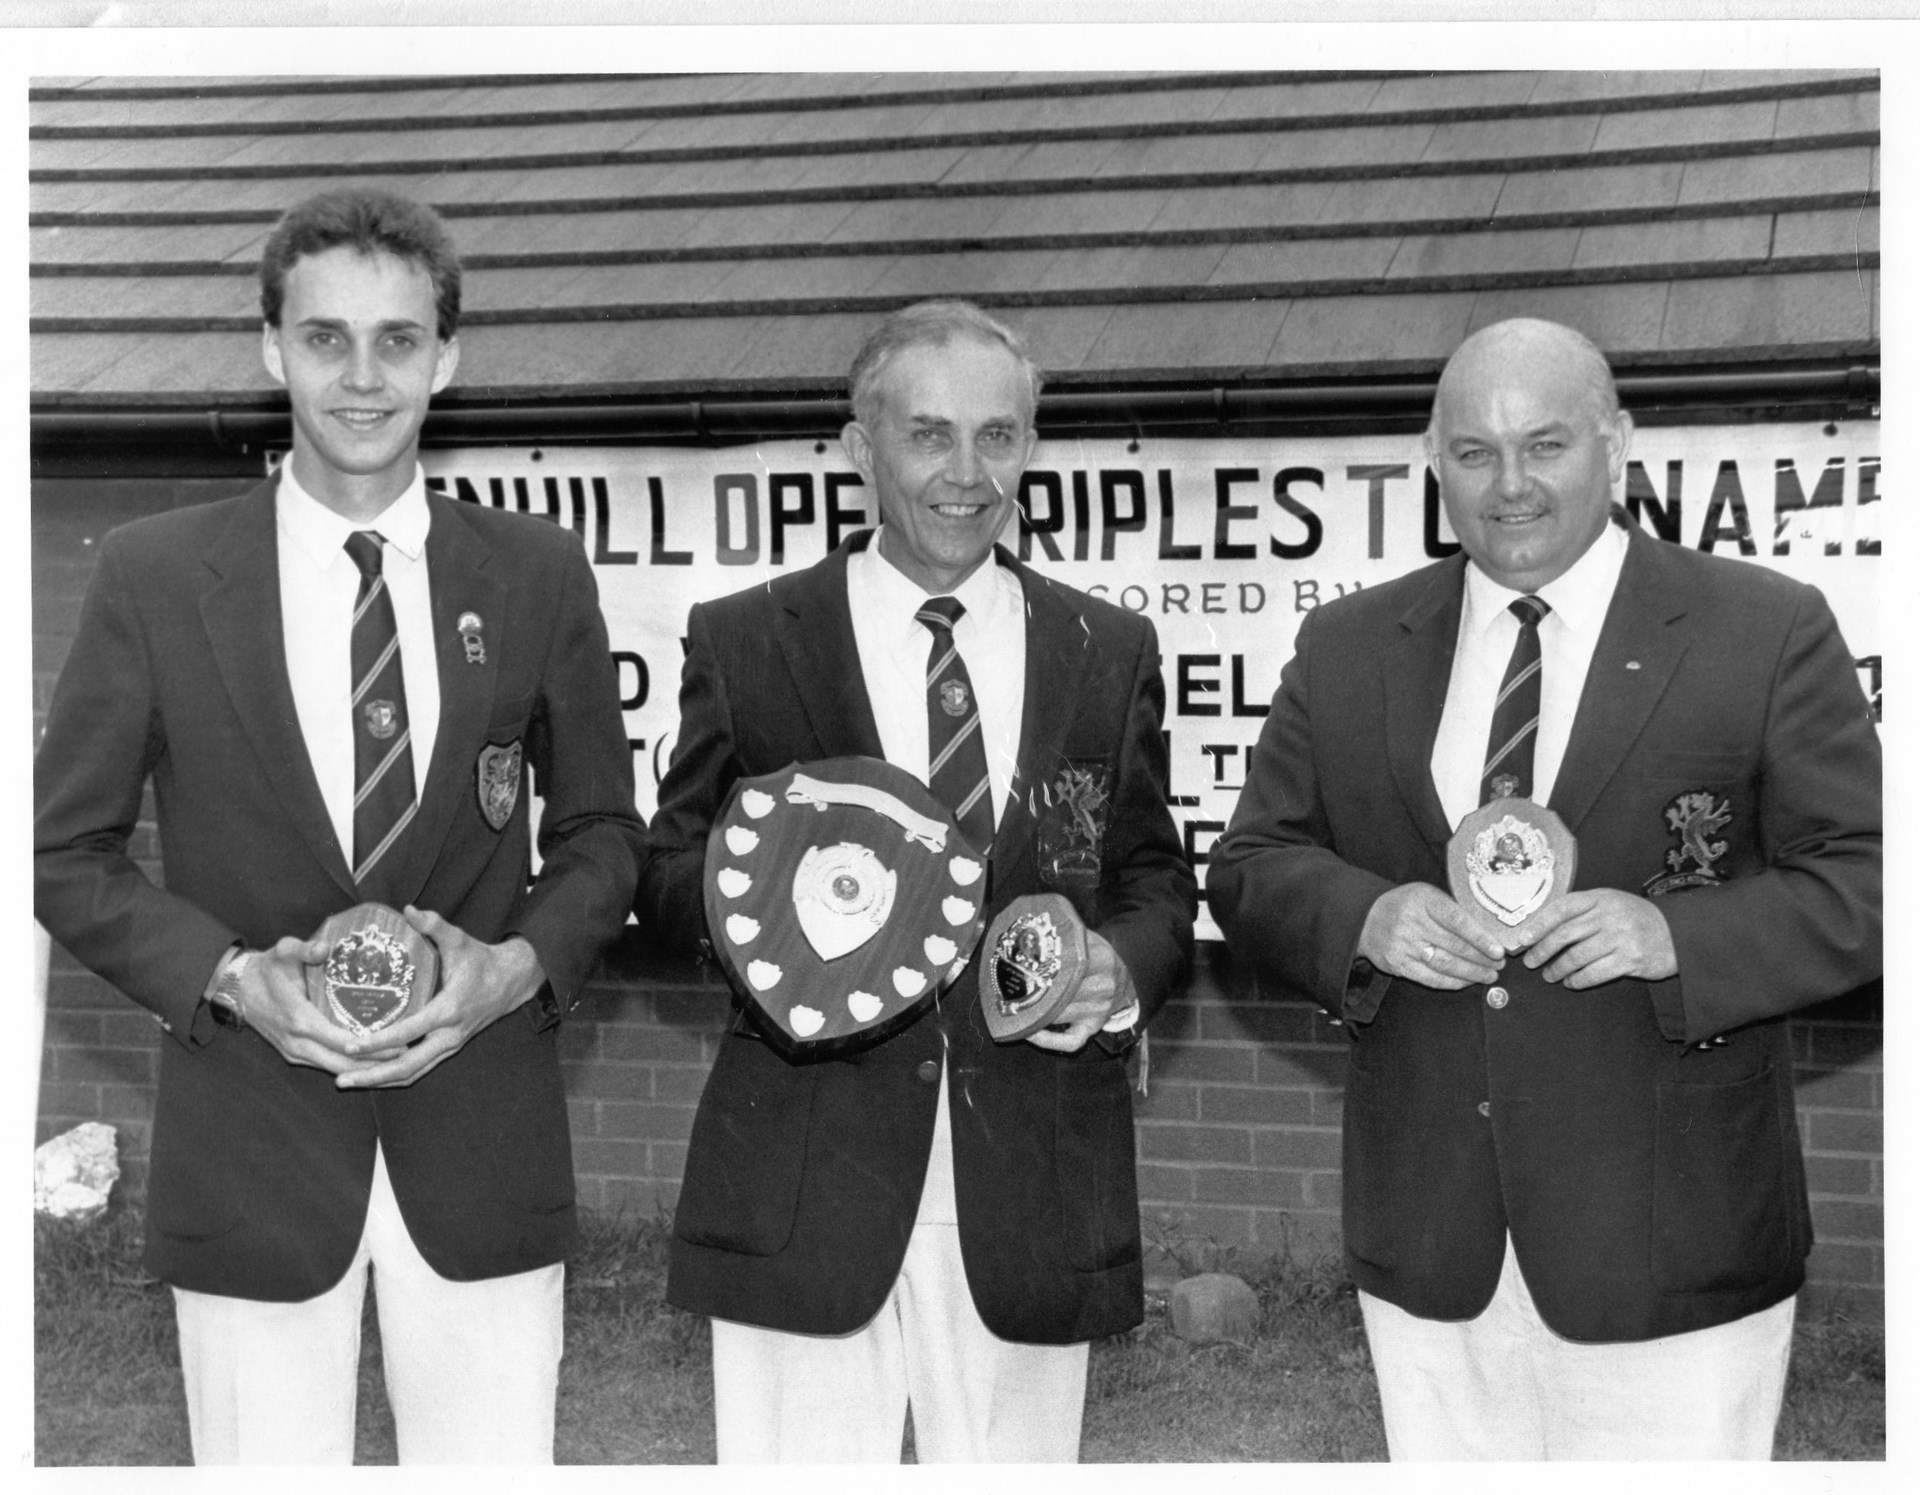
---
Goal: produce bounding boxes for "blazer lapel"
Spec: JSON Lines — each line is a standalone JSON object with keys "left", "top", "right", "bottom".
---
{"left": 199, "top": 478, "right": 359, "bottom": 899}
{"left": 778, "top": 536, "right": 885, "bottom": 760}
{"left": 387, "top": 494, "right": 509, "bottom": 905}
{"left": 1550, "top": 529, "right": 1690, "bottom": 833}
{"left": 1000, "top": 551, "right": 1083, "bottom": 870}
{"left": 1385, "top": 557, "right": 1466, "bottom": 859}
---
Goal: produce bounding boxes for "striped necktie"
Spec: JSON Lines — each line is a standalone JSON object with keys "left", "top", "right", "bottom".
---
{"left": 345, "top": 530, "right": 417, "bottom": 899}
{"left": 917, "top": 595, "right": 995, "bottom": 853}
{"left": 1482, "top": 594, "right": 1551, "bottom": 803}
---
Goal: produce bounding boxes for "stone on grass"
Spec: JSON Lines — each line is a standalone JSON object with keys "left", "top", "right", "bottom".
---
{"left": 34, "top": 1122, "right": 120, "bottom": 1222}
{"left": 1169, "top": 1271, "right": 1259, "bottom": 1345}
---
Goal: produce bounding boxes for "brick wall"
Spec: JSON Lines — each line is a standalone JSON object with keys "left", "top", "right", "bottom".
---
{"left": 32, "top": 478, "right": 1885, "bottom": 1315}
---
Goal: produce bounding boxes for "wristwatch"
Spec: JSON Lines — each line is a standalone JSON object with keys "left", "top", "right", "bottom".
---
{"left": 208, "top": 949, "right": 253, "bottom": 1030}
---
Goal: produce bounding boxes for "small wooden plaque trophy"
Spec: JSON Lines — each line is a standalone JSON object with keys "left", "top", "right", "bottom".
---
{"left": 978, "top": 892, "right": 1090, "bottom": 1042}
{"left": 1446, "top": 797, "right": 1578, "bottom": 950}
{"left": 305, "top": 903, "right": 437, "bottom": 1037}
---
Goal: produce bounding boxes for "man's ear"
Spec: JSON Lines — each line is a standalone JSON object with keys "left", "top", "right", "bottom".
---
{"left": 1605, "top": 408, "right": 1634, "bottom": 482}
{"left": 262, "top": 323, "right": 286, "bottom": 386}
{"left": 431, "top": 335, "right": 460, "bottom": 395}
{"left": 841, "top": 419, "right": 873, "bottom": 480}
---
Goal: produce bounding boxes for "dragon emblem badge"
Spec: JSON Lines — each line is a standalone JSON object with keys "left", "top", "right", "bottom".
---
{"left": 1645, "top": 790, "right": 1732, "bottom": 896}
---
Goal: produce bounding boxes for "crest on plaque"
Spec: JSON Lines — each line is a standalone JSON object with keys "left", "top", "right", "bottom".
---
{"left": 477, "top": 740, "right": 522, "bottom": 831}
{"left": 305, "top": 903, "right": 438, "bottom": 1037}
{"left": 979, "top": 892, "right": 1089, "bottom": 1041}
{"left": 1447, "top": 796, "right": 1577, "bottom": 948}
{"left": 704, "top": 757, "right": 990, "bottom": 1059}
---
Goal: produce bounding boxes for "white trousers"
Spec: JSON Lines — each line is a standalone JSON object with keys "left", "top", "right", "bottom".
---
{"left": 172, "top": 1147, "right": 564, "bottom": 1465}
{"left": 711, "top": 1219, "right": 1090, "bottom": 1463}
{"left": 1359, "top": 1239, "right": 1795, "bottom": 1460}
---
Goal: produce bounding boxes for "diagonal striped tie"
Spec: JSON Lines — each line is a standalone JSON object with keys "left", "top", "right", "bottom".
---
{"left": 917, "top": 595, "right": 995, "bottom": 853}
{"left": 1482, "top": 594, "right": 1551, "bottom": 803}
{"left": 345, "top": 531, "right": 417, "bottom": 900}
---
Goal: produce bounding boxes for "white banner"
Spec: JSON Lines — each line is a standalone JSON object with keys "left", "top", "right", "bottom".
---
{"left": 423, "top": 424, "right": 1880, "bottom": 937}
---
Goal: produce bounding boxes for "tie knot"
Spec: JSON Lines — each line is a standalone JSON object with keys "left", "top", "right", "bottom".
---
{"left": 1510, "top": 595, "right": 1549, "bottom": 629}
{"left": 345, "top": 530, "right": 387, "bottom": 579}
{"left": 916, "top": 595, "right": 966, "bottom": 632}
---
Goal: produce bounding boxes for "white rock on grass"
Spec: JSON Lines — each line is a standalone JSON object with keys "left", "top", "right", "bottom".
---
{"left": 1168, "top": 1272, "right": 1259, "bottom": 1345}
{"left": 34, "top": 1122, "right": 120, "bottom": 1222}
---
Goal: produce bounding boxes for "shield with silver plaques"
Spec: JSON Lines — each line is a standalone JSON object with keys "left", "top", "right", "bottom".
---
{"left": 704, "top": 756, "right": 990, "bottom": 1059}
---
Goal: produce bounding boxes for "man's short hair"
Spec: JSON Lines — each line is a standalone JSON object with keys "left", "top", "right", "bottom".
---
{"left": 848, "top": 299, "right": 1043, "bottom": 428}
{"left": 260, "top": 188, "right": 462, "bottom": 342}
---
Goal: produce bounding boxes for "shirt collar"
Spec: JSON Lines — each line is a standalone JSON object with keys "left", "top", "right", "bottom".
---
{"left": 856, "top": 528, "right": 1016, "bottom": 630}
{"left": 276, "top": 462, "right": 432, "bottom": 570}
{"left": 1463, "top": 517, "right": 1628, "bottom": 639}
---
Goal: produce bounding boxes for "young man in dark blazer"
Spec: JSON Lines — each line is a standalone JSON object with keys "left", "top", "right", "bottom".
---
{"left": 636, "top": 300, "right": 1196, "bottom": 1462}
{"left": 34, "top": 189, "right": 644, "bottom": 1463}
{"left": 1208, "top": 318, "right": 1881, "bottom": 1459}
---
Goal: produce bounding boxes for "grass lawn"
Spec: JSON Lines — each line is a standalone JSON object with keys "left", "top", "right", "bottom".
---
{"left": 34, "top": 1205, "right": 1884, "bottom": 1465}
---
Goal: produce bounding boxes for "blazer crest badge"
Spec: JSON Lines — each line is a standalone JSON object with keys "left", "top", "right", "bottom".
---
{"left": 476, "top": 740, "right": 522, "bottom": 831}
{"left": 1645, "top": 789, "right": 1732, "bottom": 895}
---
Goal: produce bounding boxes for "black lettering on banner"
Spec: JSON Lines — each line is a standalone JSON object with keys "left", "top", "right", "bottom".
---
{"left": 1423, "top": 469, "right": 1462, "bottom": 559}
{"left": 1697, "top": 460, "right": 1756, "bottom": 555}
{"left": 1231, "top": 655, "right": 1270, "bottom": 717}
{"left": 1626, "top": 460, "right": 1683, "bottom": 542}
{"left": 1201, "top": 583, "right": 1226, "bottom": 614}
{"left": 1118, "top": 586, "right": 1149, "bottom": 613}
{"left": 1177, "top": 654, "right": 1221, "bottom": 716}
{"left": 1346, "top": 464, "right": 1404, "bottom": 560}
{"left": 593, "top": 477, "right": 638, "bottom": 564}
{"left": 1240, "top": 582, "right": 1266, "bottom": 614}
{"left": 1214, "top": 468, "right": 1259, "bottom": 560}
{"left": 715, "top": 473, "right": 760, "bottom": 565}
{"left": 1295, "top": 579, "right": 1320, "bottom": 611}
{"left": 1159, "top": 469, "right": 1202, "bottom": 560}
{"left": 1163, "top": 583, "right": 1191, "bottom": 614}
{"left": 1019, "top": 471, "right": 1066, "bottom": 562}
{"left": 1072, "top": 470, "right": 1091, "bottom": 561}
{"left": 1856, "top": 457, "right": 1880, "bottom": 556}
{"left": 1772, "top": 457, "right": 1846, "bottom": 556}
{"left": 566, "top": 478, "right": 589, "bottom": 542}
{"left": 825, "top": 473, "right": 868, "bottom": 553}
{"left": 1101, "top": 470, "right": 1147, "bottom": 560}
{"left": 1271, "top": 467, "right": 1324, "bottom": 559}
{"left": 611, "top": 651, "right": 650, "bottom": 709}
{"left": 770, "top": 472, "right": 815, "bottom": 566}
{"left": 650, "top": 476, "right": 693, "bottom": 565}
{"left": 1200, "top": 743, "right": 1236, "bottom": 781}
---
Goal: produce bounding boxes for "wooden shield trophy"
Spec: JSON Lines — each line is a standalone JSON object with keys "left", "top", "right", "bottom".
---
{"left": 703, "top": 756, "right": 990, "bottom": 1060}
{"left": 305, "top": 903, "right": 438, "bottom": 1037}
{"left": 1447, "top": 796, "right": 1578, "bottom": 949}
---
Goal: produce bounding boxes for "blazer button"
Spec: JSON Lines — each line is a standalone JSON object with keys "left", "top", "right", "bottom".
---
{"left": 1477, "top": 1101, "right": 1491, "bottom": 1118}
{"left": 1485, "top": 986, "right": 1510, "bottom": 1009}
{"left": 916, "top": 1059, "right": 940, "bottom": 1083}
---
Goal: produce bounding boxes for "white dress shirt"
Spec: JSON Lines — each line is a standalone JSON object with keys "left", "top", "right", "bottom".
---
{"left": 276, "top": 465, "right": 441, "bottom": 864}
{"left": 847, "top": 536, "right": 1027, "bottom": 830}
{"left": 1430, "top": 520, "right": 1629, "bottom": 830}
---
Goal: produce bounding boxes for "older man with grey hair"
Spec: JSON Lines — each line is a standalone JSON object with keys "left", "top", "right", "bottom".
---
{"left": 1209, "top": 317, "right": 1880, "bottom": 1459}
{"left": 636, "top": 298, "right": 1196, "bottom": 1462}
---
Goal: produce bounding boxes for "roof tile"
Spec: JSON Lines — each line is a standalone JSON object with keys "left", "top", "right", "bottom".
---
{"left": 1268, "top": 291, "right": 1476, "bottom": 371}
{"left": 1771, "top": 205, "right": 1878, "bottom": 259}
{"left": 1210, "top": 236, "right": 1400, "bottom": 286}
{"left": 1421, "top": 113, "right": 1601, "bottom": 163}
{"left": 1318, "top": 173, "right": 1503, "bottom": 224}
{"left": 1366, "top": 73, "right": 1542, "bottom": 113}
{"left": 1660, "top": 270, "right": 1874, "bottom": 351}
{"left": 1494, "top": 161, "right": 1685, "bottom": 217}
{"left": 1466, "top": 282, "right": 1672, "bottom": 354}
{"left": 1524, "top": 72, "right": 1702, "bottom": 105}
{"left": 1387, "top": 227, "right": 1580, "bottom": 279}
{"left": 1572, "top": 215, "right": 1773, "bottom": 270}
{"left": 1676, "top": 147, "right": 1874, "bottom": 205}
{"left": 1083, "top": 298, "right": 1292, "bottom": 374}
{"left": 1030, "top": 244, "right": 1228, "bottom": 293}
{"left": 31, "top": 274, "right": 251, "bottom": 321}
{"left": 1775, "top": 89, "right": 1879, "bottom": 141}
{"left": 1593, "top": 101, "right": 1780, "bottom": 153}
